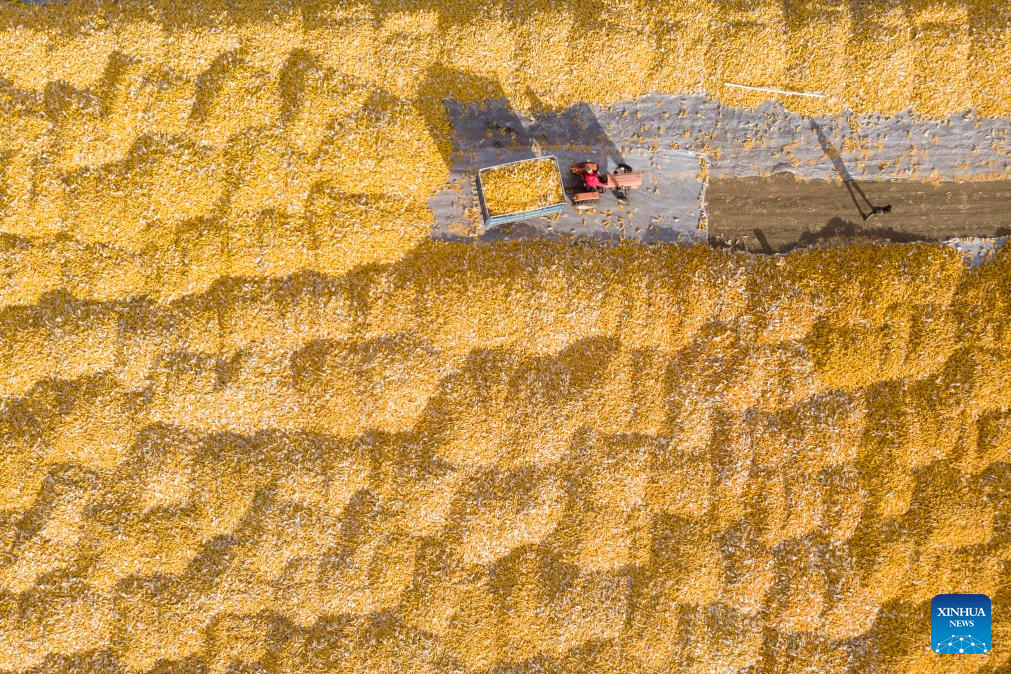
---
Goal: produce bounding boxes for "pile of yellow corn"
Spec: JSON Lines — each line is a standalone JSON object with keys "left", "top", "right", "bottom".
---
{"left": 1, "top": 236, "right": 1008, "bottom": 672}
{"left": 479, "top": 158, "right": 564, "bottom": 217}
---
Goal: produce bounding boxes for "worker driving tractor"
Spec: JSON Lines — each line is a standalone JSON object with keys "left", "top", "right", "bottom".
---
{"left": 570, "top": 160, "right": 642, "bottom": 208}
{"left": 581, "top": 163, "right": 607, "bottom": 191}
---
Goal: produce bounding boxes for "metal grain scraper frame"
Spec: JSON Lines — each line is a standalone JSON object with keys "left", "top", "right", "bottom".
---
{"left": 476, "top": 156, "right": 566, "bottom": 228}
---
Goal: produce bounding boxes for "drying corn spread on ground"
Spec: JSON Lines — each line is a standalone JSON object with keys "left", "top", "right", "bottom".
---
{"left": 1, "top": 242, "right": 1009, "bottom": 672}
{"left": 0, "top": 0, "right": 1010, "bottom": 672}
{"left": 1, "top": 0, "right": 1010, "bottom": 117}
{"left": 479, "top": 158, "right": 563, "bottom": 217}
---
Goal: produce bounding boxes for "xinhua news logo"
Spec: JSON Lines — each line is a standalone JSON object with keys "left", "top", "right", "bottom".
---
{"left": 931, "top": 594, "right": 991, "bottom": 655}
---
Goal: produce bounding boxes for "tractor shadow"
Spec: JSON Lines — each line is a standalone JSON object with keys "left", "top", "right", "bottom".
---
{"left": 525, "top": 95, "right": 627, "bottom": 196}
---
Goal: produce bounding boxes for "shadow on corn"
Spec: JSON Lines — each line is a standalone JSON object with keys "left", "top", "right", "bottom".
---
{"left": 417, "top": 64, "right": 533, "bottom": 171}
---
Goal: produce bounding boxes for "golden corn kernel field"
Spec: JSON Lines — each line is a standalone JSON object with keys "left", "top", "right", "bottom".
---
{"left": 479, "top": 158, "right": 564, "bottom": 217}
{"left": 1, "top": 0, "right": 1010, "bottom": 672}
{"left": 2, "top": 239, "right": 1010, "bottom": 672}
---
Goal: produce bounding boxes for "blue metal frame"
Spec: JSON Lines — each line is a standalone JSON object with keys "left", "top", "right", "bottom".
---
{"left": 476, "top": 156, "right": 566, "bottom": 228}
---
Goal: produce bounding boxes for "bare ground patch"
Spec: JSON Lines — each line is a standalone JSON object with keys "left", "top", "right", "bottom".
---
{"left": 707, "top": 173, "right": 1011, "bottom": 253}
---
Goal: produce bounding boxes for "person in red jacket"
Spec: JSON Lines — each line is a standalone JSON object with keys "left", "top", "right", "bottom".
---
{"left": 582, "top": 165, "right": 607, "bottom": 191}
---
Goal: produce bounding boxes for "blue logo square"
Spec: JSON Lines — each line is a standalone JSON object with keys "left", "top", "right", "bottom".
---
{"left": 932, "top": 594, "right": 991, "bottom": 654}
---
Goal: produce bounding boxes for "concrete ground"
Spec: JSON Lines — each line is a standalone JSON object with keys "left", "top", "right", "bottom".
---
{"left": 429, "top": 94, "right": 1009, "bottom": 252}
{"left": 428, "top": 100, "right": 708, "bottom": 244}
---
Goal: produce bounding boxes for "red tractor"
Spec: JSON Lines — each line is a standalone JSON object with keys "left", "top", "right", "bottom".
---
{"left": 570, "top": 161, "right": 643, "bottom": 209}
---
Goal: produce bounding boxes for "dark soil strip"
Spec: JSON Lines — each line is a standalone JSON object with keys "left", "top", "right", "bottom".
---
{"left": 706, "top": 173, "right": 1011, "bottom": 253}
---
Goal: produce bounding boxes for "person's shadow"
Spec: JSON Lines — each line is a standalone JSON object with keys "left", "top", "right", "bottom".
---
{"left": 811, "top": 120, "right": 891, "bottom": 221}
